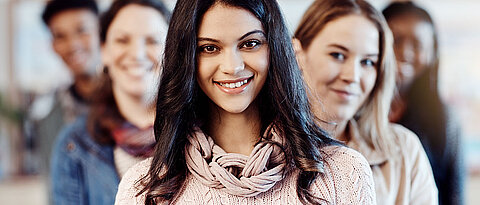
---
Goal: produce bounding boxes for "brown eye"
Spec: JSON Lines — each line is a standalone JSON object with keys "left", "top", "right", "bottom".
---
{"left": 240, "top": 40, "right": 261, "bottom": 49}
{"left": 146, "top": 38, "right": 159, "bottom": 45}
{"left": 199, "top": 45, "right": 219, "bottom": 54}
{"left": 115, "top": 37, "right": 128, "bottom": 44}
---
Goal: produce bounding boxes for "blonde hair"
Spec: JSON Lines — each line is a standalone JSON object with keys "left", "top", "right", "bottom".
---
{"left": 295, "top": 0, "right": 398, "bottom": 156}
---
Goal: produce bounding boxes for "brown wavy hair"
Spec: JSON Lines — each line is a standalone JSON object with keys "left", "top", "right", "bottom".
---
{"left": 87, "top": 0, "right": 171, "bottom": 145}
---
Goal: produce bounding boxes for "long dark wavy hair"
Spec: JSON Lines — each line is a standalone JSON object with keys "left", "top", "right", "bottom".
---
{"left": 140, "top": 0, "right": 338, "bottom": 204}
{"left": 87, "top": 0, "right": 170, "bottom": 145}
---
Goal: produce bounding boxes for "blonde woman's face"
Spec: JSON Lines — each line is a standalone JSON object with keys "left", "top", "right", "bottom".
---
{"left": 297, "top": 15, "right": 378, "bottom": 123}
{"left": 102, "top": 4, "right": 168, "bottom": 103}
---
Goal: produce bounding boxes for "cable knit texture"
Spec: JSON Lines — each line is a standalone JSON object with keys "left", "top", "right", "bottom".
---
{"left": 115, "top": 131, "right": 376, "bottom": 204}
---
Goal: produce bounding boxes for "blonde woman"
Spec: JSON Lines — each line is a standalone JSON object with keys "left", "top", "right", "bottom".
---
{"left": 293, "top": 0, "right": 437, "bottom": 204}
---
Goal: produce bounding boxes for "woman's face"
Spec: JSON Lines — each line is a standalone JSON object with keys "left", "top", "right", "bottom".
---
{"left": 102, "top": 4, "right": 168, "bottom": 102}
{"left": 50, "top": 9, "right": 100, "bottom": 76}
{"left": 196, "top": 4, "right": 269, "bottom": 114}
{"left": 387, "top": 15, "right": 434, "bottom": 92}
{"left": 296, "top": 15, "right": 378, "bottom": 123}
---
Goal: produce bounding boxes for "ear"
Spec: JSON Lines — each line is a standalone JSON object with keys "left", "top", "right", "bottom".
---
{"left": 292, "top": 38, "right": 306, "bottom": 71}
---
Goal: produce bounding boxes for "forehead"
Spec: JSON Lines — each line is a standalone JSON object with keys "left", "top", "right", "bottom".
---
{"left": 49, "top": 9, "right": 97, "bottom": 29}
{"left": 108, "top": 4, "right": 168, "bottom": 35}
{"left": 198, "top": 4, "right": 263, "bottom": 39}
{"left": 388, "top": 16, "right": 433, "bottom": 38}
{"left": 313, "top": 15, "right": 379, "bottom": 53}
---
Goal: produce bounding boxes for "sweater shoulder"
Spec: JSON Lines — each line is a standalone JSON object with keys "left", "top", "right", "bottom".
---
{"left": 115, "top": 157, "right": 153, "bottom": 205}
{"left": 312, "top": 145, "right": 376, "bottom": 204}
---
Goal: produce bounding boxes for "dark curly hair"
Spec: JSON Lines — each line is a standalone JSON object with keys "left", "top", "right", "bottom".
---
{"left": 42, "top": 0, "right": 99, "bottom": 26}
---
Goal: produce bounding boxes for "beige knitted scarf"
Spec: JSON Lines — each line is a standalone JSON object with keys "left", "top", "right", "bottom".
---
{"left": 185, "top": 126, "right": 286, "bottom": 197}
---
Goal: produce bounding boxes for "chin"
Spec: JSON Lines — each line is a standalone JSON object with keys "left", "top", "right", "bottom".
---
{"left": 218, "top": 104, "right": 249, "bottom": 114}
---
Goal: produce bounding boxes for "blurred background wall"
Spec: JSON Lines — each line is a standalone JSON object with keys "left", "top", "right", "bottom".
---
{"left": 0, "top": 0, "right": 478, "bottom": 204}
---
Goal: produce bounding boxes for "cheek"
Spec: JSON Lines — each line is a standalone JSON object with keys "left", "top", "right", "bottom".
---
{"left": 147, "top": 45, "right": 162, "bottom": 63}
{"left": 362, "top": 71, "right": 377, "bottom": 94}
{"left": 305, "top": 57, "right": 336, "bottom": 87}
{"left": 108, "top": 66, "right": 122, "bottom": 83}
{"left": 196, "top": 60, "right": 212, "bottom": 89}
{"left": 105, "top": 45, "right": 124, "bottom": 65}
{"left": 53, "top": 41, "right": 67, "bottom": 54}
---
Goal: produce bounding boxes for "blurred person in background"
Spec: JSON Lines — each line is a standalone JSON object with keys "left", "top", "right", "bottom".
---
{"left": 293, "top": 0, "right": 438, "bottom": 203}
{"left": 383, "top": 1, "right": 464, "bottom": 204}
{"left": 50, "top": 0, "right": 170, "bottom": 204}
{"left": 34, "top": 0, "right": 100, "bottom": 173}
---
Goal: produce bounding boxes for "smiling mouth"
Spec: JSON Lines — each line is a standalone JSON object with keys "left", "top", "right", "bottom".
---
{"left": 214, "top": 76, "right": 253, "bottom": 89}
{"left": 331, "top": 88, "right": 358, "bottom": 97}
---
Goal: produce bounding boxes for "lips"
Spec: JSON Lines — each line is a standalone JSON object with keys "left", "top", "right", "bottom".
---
{"left": 214, "top": 76, "right": 253, "bottom": 94}
{"left": 330, "top": 88, "right": 358, "bottom": 100}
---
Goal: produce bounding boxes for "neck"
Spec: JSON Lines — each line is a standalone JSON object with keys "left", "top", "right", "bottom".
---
{"left": 206, "top": 102, "right": 261, "bottom": 156}
{"left": 73, "top": 74, "right": 94, "bottom": 101}
{"left": 310, "top": 102, "right": 349, "bottom": 142}
{"left": 114, "top": 88, "right": 154, "bottom": 129}
{"left": 317, "top": 118, "right": 349, "bottom": 142}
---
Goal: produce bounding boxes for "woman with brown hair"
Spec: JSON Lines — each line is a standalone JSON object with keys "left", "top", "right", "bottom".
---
{"left": 293, "top": 0, "right": 437, "bottom": 204}
{"left": 50, "top": 0, "right": 170, "bottom": 204}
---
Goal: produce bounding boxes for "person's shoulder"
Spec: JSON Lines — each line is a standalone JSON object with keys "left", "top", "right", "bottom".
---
{"left": 321, "top": 145, "right": 370, "bottom": 169}
{"left": 313, "top": 145, "right": 376, "bottom": 203}
{"left": 122, "top": 157, "right": 153, "bottom": 181}
{"left": 388, "top": 123, "right": 423, "bottom": 151}
{"left": 54, "top": 115, "right": 88, "bottom": 148}
{"left": 115, "top": 157, "right": 154, "bottom": 205}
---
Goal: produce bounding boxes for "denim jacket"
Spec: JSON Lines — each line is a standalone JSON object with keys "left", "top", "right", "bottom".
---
{"left": 51, "top": 115, "right": 120, "bottom": 205}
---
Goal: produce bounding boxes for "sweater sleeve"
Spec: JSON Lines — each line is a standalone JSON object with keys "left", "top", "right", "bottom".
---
{"left": 393, "top": 124, "right": 439, "bottom": 205}
{"left": 115, "top": 158, "right": 152, "bottom": 205}
{"left": 312, "top": 146, "right": 376, "bottom": 204}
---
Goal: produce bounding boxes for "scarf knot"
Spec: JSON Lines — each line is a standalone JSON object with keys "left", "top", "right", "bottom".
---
{"left": 185, "top": 126, "right": 286, "bottom": 197}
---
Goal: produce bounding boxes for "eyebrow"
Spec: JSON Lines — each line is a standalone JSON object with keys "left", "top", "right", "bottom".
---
{"left": 328, "top": 44, "right": 349, "bottom": 52}
{"left": 197, "top": 30, "right": 266, "bottom": 43}
{"left": 328, "top": 43, "right": 378, "bottom": 57}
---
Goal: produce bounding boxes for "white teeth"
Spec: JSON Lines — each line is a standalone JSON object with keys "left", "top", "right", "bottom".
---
{"left": 219, "top": 79, "right": 249, "bottom": 89}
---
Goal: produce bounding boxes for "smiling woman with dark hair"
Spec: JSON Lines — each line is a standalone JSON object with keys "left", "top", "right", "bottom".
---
{"left": 115, "top": 0, "right": 376, "bottom": 204}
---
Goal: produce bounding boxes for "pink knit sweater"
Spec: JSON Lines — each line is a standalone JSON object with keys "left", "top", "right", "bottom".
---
{"left": 115, "top": 145, "right": 376, "bottom": 204}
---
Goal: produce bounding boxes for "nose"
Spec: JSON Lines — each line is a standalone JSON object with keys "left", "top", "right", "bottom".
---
{"left": 396, "top": 41, "right": 415, "bottom": 63}
{"left": 128, "top": 40, "right": 147, "bottom": 60}
{"left": 219, "top": 48, "right": 245, "bottom": 74}
{"left": 340, "top": 60, "right": 361, "bottom": 83}
{"left": 66, "top": 36, "right": 82, "bottom": 51}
